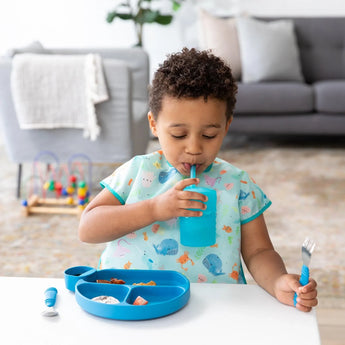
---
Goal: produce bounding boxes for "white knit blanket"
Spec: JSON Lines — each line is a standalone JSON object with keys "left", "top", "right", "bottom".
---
{"left": 11, "top": 53, "right": 109, "bottom": 140}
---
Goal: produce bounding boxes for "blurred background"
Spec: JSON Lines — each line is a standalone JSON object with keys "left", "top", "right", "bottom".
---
{"left": 1, "top": 0, "right": 345, "bottom": 79}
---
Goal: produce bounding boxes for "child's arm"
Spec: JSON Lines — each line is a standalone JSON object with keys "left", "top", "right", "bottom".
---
{"left": 241, "top": 214, "right": 318, "bottom": 312}
{"left": 79, "top": 178, "right": 206, "bottom": 243}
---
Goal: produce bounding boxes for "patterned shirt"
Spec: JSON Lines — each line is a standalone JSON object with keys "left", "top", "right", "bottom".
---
{"left": 99, "top": 151, "right": 271, "bottom": 284}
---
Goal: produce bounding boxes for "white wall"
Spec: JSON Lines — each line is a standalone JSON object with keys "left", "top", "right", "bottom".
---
{"left": 1, "top": 0, "right": 345, "bottom": 78}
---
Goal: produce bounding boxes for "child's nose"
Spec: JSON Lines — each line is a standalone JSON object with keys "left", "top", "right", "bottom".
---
{"left": 185, "top": 137, "right": 202, "bottom": 155}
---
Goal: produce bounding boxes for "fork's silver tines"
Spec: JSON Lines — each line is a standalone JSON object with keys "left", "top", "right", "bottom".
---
{"left": 301, "top": 237, "right": 315, "bottom": 266}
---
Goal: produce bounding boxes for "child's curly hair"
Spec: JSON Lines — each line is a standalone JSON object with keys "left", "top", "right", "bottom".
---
{"left": 149, "top": 47, "right": 237, "bottom": 121}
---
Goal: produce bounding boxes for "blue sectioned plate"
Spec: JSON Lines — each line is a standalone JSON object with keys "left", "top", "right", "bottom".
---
{"left": 64, "top": 266, "right": 190, "bottom": 320}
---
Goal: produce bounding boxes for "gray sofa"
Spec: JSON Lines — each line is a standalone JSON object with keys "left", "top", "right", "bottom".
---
{"left": 230, "top": 17, "right": 345, "bottom": 135}
{"left": 0, "top": 47, "right": 150, "bottom": 196}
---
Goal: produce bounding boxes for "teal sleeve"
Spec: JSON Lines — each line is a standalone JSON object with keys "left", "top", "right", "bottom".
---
{"left": 238, "top": 172, "right": 272, "bottom": 224}
{"left": 100, "top": 157, "right": 139, "bottom": 204}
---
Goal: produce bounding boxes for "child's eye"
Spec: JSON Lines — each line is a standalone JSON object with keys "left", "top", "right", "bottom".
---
{"left": 203, "top": 134, "right": 217, "bottom": 139}
{"left": 171, "top": 134, "right": 186, "bottom": 139}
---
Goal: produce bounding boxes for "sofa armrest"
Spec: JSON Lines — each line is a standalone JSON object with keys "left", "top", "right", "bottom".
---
{"left": 47, "top": 48, "right": 149, "bottom": 103}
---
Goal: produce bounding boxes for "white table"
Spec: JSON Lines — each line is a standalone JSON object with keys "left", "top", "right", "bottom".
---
{"left": 0, "top": 277, "right": 320, "bottom": 345}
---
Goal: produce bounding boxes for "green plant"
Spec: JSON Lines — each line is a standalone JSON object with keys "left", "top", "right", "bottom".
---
{"left": 106, "top": 0, "right": 184, "bottom": 47}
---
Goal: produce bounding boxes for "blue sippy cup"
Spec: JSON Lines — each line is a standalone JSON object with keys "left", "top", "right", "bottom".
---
{"left": 179, "top": 165, "right": 217, "bottom": 247}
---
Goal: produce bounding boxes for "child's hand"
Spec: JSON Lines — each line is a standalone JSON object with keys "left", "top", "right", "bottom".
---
{"left": 273, "top": 274, "right": 318, "bottom": 312}
{"left": 151, "top": 178, "right": 207, "bottom": 222}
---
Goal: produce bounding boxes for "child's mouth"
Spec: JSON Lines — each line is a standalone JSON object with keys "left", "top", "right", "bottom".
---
{"left": 183, "top": 163, "right": 201, "bottom": 175}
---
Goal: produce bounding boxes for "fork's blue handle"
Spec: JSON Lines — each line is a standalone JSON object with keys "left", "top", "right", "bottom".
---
{"left": 44, "top": 287, "right": 57, "bottom": 307}
{"left": 294, "top": 265, "right": 309, "bottom": 306}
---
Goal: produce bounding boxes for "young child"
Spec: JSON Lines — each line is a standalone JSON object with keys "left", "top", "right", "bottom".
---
{"left": 79, "top": 48, "right": 317, "bottom": 312}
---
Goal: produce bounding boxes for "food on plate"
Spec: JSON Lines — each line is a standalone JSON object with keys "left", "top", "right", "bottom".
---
{"left": 133, "top": 296, "right": 148, "bottom": 305}
{"left": 110, "top": 278, "right": 126, "bottom": 284}
{"left": 96, "top": 279, "right": 111, "bottom": 284}
{"left": 133, "top": 280, "right": 156, "bottom": 286}
{"left": 96, "top": 278, "right": 126, "bottom": 284}
{"left": 92, "top": 296, "right": 120, "bottom": 304}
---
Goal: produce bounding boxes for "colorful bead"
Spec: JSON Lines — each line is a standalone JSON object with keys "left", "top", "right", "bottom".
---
{"left": 69, "top": 175, "right": 77, "bottom": 183}
{"left": 48, "top": 180, "right": 55, "bottom": 191}
{"left": 55, "top": 182, "right": 62, "bottom": 191}
{"left": 66, "top": 186, "right": 75, "bottom": 195}
{"left": 55, "top": 189, "right": 62, "bottom": 197}
{"left": 78, "top": 188, "right": 87, "bottom": 198}
{"left": 66, "top": 196, "right": 74, "bottom": 204}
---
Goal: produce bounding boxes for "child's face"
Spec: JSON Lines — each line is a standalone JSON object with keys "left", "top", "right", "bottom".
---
{"left": 148, "top": 96, "right": 232, "bottom": 176}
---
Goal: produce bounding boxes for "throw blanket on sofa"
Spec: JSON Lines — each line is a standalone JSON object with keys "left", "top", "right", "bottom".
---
{"left": 11, "top": 53, "right": 109, "bottom": 140}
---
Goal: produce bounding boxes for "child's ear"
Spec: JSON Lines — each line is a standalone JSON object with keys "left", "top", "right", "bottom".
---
{"left": 148, "top": 112, "right": 158, "bottom": 137}
{"left": 225, "top": 116, "right": 233, "bottom": 132}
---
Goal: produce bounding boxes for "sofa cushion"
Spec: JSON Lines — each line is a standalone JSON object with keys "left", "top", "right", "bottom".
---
{"left": 291, "top": 17, "right": 345, "bottom": 83}
{"left": 314, "top": 81, "right": 345, "bottom": 114}
{"left": 236, "top": 17, "right": 304, "bottom": 83}
{"left": 198, "top": 9, "right": 241, "bottom": 80}
{"left": 235, "top": 82, "right": 313, "bottom": 114}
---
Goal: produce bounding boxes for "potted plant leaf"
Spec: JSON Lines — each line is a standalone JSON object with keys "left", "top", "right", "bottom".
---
{"left": 106, "top": 0, "right": 184, "bottom": 47}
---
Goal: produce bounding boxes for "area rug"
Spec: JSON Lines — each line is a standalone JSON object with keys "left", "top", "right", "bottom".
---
{"left": 0, "top": 134, "right": 344, "bottom": 309}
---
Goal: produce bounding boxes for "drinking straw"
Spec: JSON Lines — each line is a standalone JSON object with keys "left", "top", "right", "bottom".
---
{"left": 190, "top": 165, "right": 196, "bottom": 188}
{"left": 190, "top": 165, "right": 196, "bottom": 179}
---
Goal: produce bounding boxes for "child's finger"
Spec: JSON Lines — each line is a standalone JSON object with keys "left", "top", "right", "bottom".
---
{"left": 296, "top": 295, "right": 318, "bottom": 308}
{"left": 179, "top": 208, "right": 203, "bottom": 218}
{"left": 287, "top": 275, "right": 302, "bottom": 293}
{"left": 295, "top": 302, "right": 313, "bottom": 313}
{"left": 175, "top": 178, "right": 200, "bottom": 191}
{"left": 175, "top": 178, "right": 207, "bottom": 201}
{"left": 180, "top": 199, "right": 206, "bottom": 211}
{"left": 298, "top": 278, "right": 317, "bottom": 294}
{"left": 180, "top": 190, "right": 207, "bottom": 202}
{"left": 299, "top": 290, "right": 318, "bottom": 301}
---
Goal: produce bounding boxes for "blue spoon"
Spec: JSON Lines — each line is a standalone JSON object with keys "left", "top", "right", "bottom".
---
{"left": 42, "top": 287, "right": 58, "bottom": 317}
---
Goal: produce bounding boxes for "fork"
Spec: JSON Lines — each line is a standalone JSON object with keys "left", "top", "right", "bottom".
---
{"left": 294, "top": 237, "right": 316, "bottom": 306}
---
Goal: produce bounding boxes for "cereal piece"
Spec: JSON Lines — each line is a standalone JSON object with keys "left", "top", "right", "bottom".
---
{"left": 92, "top": 296, "right": 120, "bottom": 304}
{"left": 96, "top": 278, "right": 126, "bottom": 284}
{"left": 133, "top": 280, "right": 156, "bottom": 286}
{"left": 110, "top": 278, "right": 126, "bottom": 284}
{"left": 133, "top": 296, "right": 148, "bottom": 305}
{"left": 96, "top": 279, "right": 111, "bottom": 284}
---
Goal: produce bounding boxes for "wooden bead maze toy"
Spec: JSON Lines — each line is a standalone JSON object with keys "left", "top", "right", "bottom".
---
{"left": 21, "top": 151, "right": 93, "bottom": 217}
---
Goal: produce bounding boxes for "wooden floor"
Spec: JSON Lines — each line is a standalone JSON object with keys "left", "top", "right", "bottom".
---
{"left": 317, "top": 308, "right": 345, "bottom": 345}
